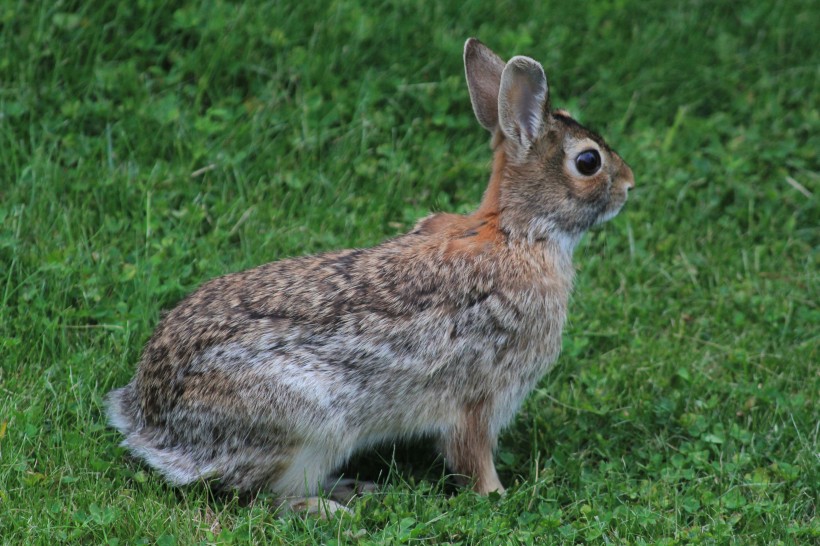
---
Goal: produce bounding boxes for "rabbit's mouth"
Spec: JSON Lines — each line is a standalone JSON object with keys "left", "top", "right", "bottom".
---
{"left": 595, "top": 196, "right": 629, "bottom": 225}
{"left": 595, "top": 173, "right": 633, "bottom": 225}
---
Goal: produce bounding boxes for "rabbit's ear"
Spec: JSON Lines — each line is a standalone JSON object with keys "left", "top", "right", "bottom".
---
{"left": 498, "top": 56, "right": 550, "bottom": 151}
{"left": 464, "top": 38, "right": 506, "bottom": 132}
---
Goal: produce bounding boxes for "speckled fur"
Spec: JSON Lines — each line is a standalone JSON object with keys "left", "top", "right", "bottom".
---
{"left": 106, "top": 38, "right": 635, "bottom": 498}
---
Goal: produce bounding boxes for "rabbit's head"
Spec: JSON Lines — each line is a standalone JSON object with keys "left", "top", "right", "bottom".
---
{"left": 464, "top": 38, "right": 634, "bottom": 247}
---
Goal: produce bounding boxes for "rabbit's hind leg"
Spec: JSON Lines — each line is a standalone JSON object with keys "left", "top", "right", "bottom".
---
{"left": 271, "top": 442, "right": 345, "bottom": 498}
{"left": 270, "top": 444, "right": 356, "bottom": 517}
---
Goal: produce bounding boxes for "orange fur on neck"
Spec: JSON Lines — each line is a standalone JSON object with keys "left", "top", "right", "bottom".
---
{"left": 474, "top": 143, "right": 505, "bottom": 219}
{"left": 415, "top": 133, "right": 508, "bottom": 256}
{"left": 440, "top": 139, "right": 507, "bottom": 256}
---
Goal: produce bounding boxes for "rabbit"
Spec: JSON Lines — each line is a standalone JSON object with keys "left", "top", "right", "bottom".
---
{"left": 105, "top": 38, "right": 634, "bottom": 514}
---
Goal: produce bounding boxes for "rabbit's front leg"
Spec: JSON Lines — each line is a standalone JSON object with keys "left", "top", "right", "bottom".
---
{"left": 441, "top": 401, "right": 505, "bottom": 494}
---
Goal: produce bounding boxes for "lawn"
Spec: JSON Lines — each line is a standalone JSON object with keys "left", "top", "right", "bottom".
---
{"left": 0, "top": 0, "right": 817, "bottom": 543}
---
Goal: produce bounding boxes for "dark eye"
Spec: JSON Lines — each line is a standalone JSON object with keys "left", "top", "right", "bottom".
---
{"left": 575, "top": 149, "right": 601, "bottom": 176}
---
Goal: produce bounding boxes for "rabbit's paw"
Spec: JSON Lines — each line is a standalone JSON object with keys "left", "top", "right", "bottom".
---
{"left": 283, "top": 497, "right": 352, "bottom": 518}
{"left": 326, "top": 477, "right": 378, "bottom": 504}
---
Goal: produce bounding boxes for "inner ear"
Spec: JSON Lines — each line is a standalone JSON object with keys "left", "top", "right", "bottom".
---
{"left": 464, "top": 38, "right": 506, "bottom": 132}
{"left": 498, "top": 56, "right": 550, "bottom": 149}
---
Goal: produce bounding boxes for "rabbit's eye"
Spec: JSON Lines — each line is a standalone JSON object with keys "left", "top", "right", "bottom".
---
{"left": 575, "top": 149, "right": 601, "bottom": 176}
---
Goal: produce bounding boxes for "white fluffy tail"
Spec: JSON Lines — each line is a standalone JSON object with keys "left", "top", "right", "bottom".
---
{"left": 104, "top": 384, "right": 139, "bottom": 436}
{"left": 105, "top": 384, "right": 215, "bottom": 485}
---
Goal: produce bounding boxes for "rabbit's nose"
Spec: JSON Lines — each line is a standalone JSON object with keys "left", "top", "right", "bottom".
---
{"left": 622, "top": 165, "right": 635, "bottom": 191}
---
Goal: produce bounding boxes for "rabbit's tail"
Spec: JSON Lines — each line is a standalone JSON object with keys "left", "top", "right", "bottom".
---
{"left": 105, "top": 383, "right": 140, "bottom": 436}
{"left": 105, "top": 384, "right": 215, "bottom": 485}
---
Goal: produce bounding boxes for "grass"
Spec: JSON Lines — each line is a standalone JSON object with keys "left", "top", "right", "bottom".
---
{"left": 0, "top": 0, "right": 817, "bottom": 543}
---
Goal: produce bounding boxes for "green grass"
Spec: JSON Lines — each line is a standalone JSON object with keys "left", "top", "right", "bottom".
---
{"left": 1, "top": 0, "right": 817, "bottom": 543}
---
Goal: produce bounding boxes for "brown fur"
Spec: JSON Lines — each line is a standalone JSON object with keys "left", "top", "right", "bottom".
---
{"left": 441, "top": 398, "right": 502, "bottom": 493}
{"left": 105, "top": 38, "right": 634, "bottom": 502}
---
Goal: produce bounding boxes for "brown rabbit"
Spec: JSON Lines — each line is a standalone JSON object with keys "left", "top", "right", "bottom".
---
{"left": 106, "top": 38, "right": 634, "bottom": 514}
